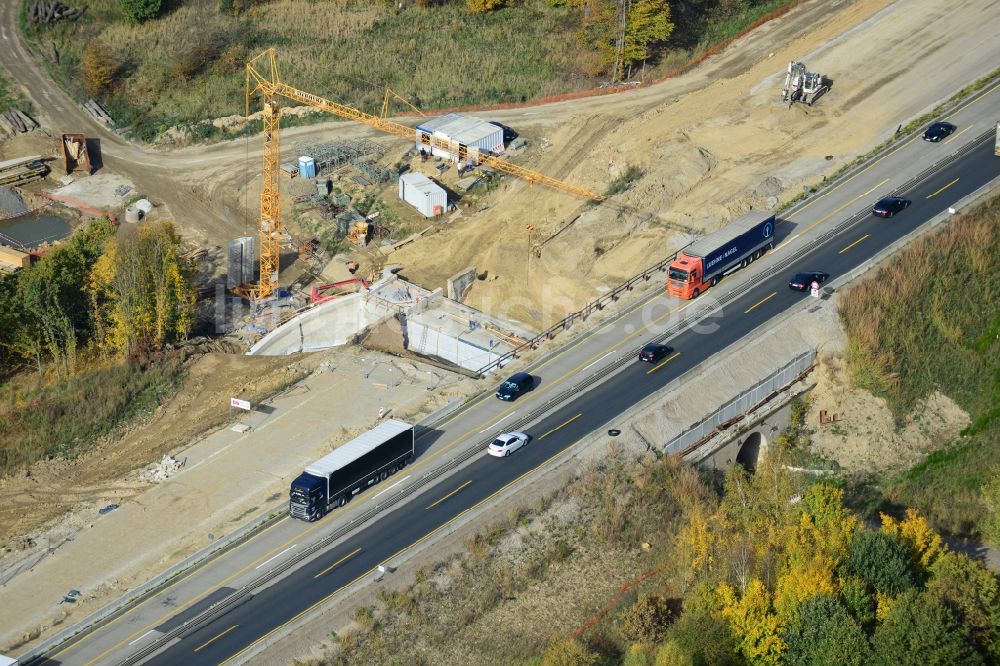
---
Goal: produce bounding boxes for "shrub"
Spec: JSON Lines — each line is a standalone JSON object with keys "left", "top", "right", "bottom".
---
{"left": 841, "top": 531, "right": 915, "bottom": 597}
{"left": 540, "top": 637, "right": 598, "bottom": 666}
{"left": 873, "top": 590, "right": 983, "bottom": 665}
{"left": 118, "top": 0, "right": 163, "bottom": 23}
{"left": 616, "top": 594, "right": 672, "bottom": 643}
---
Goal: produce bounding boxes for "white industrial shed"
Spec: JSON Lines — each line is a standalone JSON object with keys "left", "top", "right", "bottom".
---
{"left": 415, "top": 112, "right": 504, "bottom": 161}
{"left": 399, "top": 173, "right": 447, "bottom": 217}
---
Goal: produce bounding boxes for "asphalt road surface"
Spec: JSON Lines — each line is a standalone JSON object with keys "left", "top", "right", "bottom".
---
{"left": 140, "top": 132, "right": 1000, "bottom": 666}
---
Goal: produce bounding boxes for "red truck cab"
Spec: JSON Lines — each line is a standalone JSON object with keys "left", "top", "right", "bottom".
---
{"left": 666, "top": 211, "right": 776, "bottom": 300}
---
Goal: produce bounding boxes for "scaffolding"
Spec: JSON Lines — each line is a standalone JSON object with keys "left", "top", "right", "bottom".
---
{"left": 293, "top": 138, "right": 386, "bottom": 176}
{"left": 353, "top": 159, "right": 396, "bottom": 184}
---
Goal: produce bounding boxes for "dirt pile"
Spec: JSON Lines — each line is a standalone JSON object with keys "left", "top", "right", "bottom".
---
{"left": 389, "top": 0, "right": 994, "bottom": 328}
{"left": 806, "top": 354, "right": 970, "bottom": 474}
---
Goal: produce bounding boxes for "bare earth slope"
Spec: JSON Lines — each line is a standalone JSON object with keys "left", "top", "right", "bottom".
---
{"left": 391, "top": 0, "right": 1000, "bottom": 327}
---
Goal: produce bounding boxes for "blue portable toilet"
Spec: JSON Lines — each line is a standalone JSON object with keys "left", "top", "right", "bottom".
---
{"left": 298, "top": 156, "right": 317, "bottom": 179}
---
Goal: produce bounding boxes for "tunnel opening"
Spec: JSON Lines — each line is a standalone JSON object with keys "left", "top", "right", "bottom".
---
{"left": 735, "top": 431, "right": 764, "bottom": 472}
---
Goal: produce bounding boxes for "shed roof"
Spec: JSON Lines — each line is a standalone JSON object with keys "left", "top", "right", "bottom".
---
{"left": 416, "top": 113, "right": 501, "bottom": 145}
{"left": 306, "top": 419, "right": 412, "bottom": 476}
{"left": 686, "top": 210, "right": 774, "bottom": 258}
{"left": 400, "top": 172, "right": 445, "bottom": 196}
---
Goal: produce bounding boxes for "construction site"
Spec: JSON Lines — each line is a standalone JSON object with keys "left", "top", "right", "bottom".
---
{"left": 1, "top": 0, "right": 999, "bottom": 658}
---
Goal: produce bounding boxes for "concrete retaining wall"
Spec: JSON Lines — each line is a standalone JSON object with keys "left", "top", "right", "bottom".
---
{"left": 248, "top": 293, "right": 383, "bottom": 356}
{"left": 405, "top": 319, "right": 502, "bottom": 371}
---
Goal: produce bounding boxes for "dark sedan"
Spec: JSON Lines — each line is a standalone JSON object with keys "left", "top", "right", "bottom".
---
{"left": 788, "top": 271, "right": 829, "bottom": 292}
{"left": 922, "top": 121, "right": 957, "bottom": 142}
{"left": 872, "top": 196, "right": 911, "bottom": 218}
{"left": 638, "top": 343, "right": 673, "bottom": 363}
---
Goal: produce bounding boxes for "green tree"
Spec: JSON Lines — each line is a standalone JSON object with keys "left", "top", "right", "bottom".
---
{"left": 796, "top": 483, "right": 859, "bottom": 563}
{"left": 661, "top": 608, "right": 743, "bottom": 665}
{"left": 617, "top": 594, "right": 672, "bottom": 643}
{"left": 841, "top": 531, "right": 915, "bottom": 596}
{"left": 88, "top": 221, "right": 195, "bottom": 356}
{"left": 873, "top": 589, "right": 984, "bottom": 666}
{"left": 620, "top": 0, "right": 673, "bottom": 78}
{"left": 623, "top": 643, "right": 654, "bottom": 666}
{"left": 579, "top": 0, "right": 673, "bottom": 80}
{"left": 838, "top": 575, "right": 875, "bottom": 629}
{"left": 117, "top": 0, "right": 162, "bottom": 23}
{"left": 3, "top": 219, "right": 115, "bottom": 376}
{"left": 782, "top": 595, "right": 872, "bottom": 666}
{"left": 540, "top": 637, "right": 598, "bottom": 666}
{"left": 926, "top": 551, "right": 1000, "bottom": 662}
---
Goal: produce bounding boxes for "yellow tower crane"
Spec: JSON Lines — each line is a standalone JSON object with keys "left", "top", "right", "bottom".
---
{"left": 243, "top": 48, "right": 604, "bottom": 300}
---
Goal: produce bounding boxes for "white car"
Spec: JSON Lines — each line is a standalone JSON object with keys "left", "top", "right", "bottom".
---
{"left": 488, "top": 432, "right": 530, "bottom": 457}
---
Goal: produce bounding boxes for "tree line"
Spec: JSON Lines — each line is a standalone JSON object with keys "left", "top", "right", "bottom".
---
{"left": 539, "top": 458, "right": 1000, "bottom": 665}
{"left": 0, "top": 219, "right": 196, "bottom": 379}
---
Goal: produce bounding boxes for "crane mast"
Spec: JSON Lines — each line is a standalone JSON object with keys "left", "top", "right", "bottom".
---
{"left": 243, "top": 48, "right": 604, "bottom": 299}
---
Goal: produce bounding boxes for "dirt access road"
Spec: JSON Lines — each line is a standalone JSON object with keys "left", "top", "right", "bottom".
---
{"left": 0, "top": 0, "right": 914, "bottom": 249}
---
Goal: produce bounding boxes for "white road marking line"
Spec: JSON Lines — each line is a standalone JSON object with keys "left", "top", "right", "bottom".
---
{"left": 128, "top": 630, "right": 157, "bottom": 646}
{"left": 582, "top": 351, "right": 614, "bottom": 372}
{"left": 373, "top": 475, "right": 411, "bottom": 499}
{"left": 255, "top": 545, "right": 297, "bottom": 570}
{"left": 478, "top": 412, "right": 516, "bottom": 433}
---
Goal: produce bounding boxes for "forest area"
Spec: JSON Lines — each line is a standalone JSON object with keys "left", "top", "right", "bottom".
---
{"left": 0, "top": 219, "right": 196, "bottom": 471}
{"left": 300, "top": 451, "right": 1000, "bottom": 666}
{"left": 24, "top": 0, "right": 797, "bottom": 142}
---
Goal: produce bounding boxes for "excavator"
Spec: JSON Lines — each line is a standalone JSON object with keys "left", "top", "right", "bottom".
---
{"left": 781, "top": 61, "right": 830, "bottom": 107}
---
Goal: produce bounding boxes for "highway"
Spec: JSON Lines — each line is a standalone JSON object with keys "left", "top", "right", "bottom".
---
{"left": 29, "top": 74, "right": 1000, "bottom": 663}
{"left": 132, "top": 130, "right": 999, "bottom": 663}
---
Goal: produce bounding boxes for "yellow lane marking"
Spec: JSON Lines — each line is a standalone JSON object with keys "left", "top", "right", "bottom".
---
{"left": 539, "top": 413, "right": 582, "bottom": 440}
{"left": 941, "top": 124, "right": 972, "bottom": 145}
{"left": 79, "top": 516, "right": 290, "bottom": 665}
{"left": 85, "top": 302, "right": 694, "bottom": 664}
{"left": 646, "top": 351, "right": 681, "bottom": 375}
{"left": 68, "top": 68, "right": 1000, "bottom": 666}
{"left": 219, "top": 438, "right": 588, "bottom": 666}
{"left": 425, "top": 481, "right": 472, "bottom": 510}
{"left": 744, "top": 292, "right": 777, "bottom": 315}
{"left": 407, "top": 300, "right": 690, "bottom": 466}
{"left": 789, "top": 135, "right": 917, "bottom": 218}
{"left": 193, "top": 625, "right": 238, "bottom": 653}
{"left": 313, "top": 547, "right": 363, "bottom": 579}
{"left": 774, "top": 178, "right": 888, "bottom": 251}
{"left": 838, "top": 234, "right": 870, "bottom": 255}
{"left": 927, "top": 177, "right": 959, "bottom": 198}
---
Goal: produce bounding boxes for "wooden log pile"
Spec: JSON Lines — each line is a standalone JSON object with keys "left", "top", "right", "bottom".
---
{"left": 0, "top": 110, "right": 38, "bottom": 134}
{"left": 28, "top": 1, "right": 88, "bottom": 24}
{"left": 83, "top": 99, "right": 114, "bottom": 126}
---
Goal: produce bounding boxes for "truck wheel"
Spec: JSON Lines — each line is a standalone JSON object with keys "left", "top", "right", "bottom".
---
{"left": 338, "top": 496, "right": 347, "bottom": 508}
{"left": 710, "top": 277, "right": 719, "bottom": 287}
{"left": 380, "top": 470, "right": 388, "bottom": 482}
{"left": 692, "top": 289, "right": 700, "bottom": 298}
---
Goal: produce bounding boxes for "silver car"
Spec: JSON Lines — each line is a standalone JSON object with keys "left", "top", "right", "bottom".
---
{"left": 488, "top": 432, "right": 530, "bottom": 457}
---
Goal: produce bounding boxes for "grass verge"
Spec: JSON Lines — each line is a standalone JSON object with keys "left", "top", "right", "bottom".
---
{"left": 0, "top": 67, "right": 33, "bottom": 116}
{"left": 0, "top": 353, "right": 187, "bottom": 472}
{"left": 838, "top": 192, "right": 1000, "bottom": 537}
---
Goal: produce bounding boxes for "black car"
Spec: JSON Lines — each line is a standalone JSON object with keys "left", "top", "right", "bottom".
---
{"left": 496, "top": 372, "right": 533, "bottom": 401}
{"left": 788, "top": 271, "right": 829, "bottom": 292}
{"left": 638, "top": 343, "right": 673, "bottom": 363}
{"left": 872, "top": 196, "right": 911, "bottom": 218}
{"left": 922, "top": 121, "right": 957, "bottom": 142}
